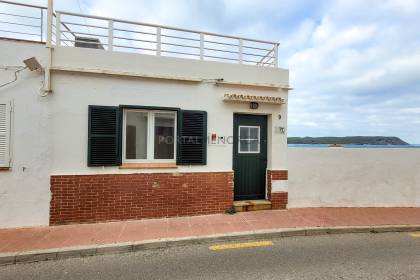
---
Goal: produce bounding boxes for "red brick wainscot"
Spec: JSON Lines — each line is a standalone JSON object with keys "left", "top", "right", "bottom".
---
{"left": 50, "top": 171, "right": 233, "bottom": 225}
{"left": 267, "top": 170, "right": 288, "bottom": 209}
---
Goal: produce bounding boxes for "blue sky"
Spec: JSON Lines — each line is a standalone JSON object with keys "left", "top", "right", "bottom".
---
{"left": 10, "top": 0, "right": 420, "bottom": 143}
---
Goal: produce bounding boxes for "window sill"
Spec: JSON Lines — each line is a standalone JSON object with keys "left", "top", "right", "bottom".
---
{"left": 119, "top": 163, "right": 178, "bottom": 169}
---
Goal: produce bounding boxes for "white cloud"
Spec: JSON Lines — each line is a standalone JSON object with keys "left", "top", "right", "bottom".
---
{"left": 284, "top": 1, "right": 420, "bottom": 143}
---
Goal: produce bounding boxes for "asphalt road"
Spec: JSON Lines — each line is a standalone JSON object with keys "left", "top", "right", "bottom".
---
{"left": 0, "top": 232, "right": 419, "bottom": 280}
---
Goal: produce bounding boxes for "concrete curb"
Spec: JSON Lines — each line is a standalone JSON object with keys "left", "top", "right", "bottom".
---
{"left": 1, "top": 224, "right": 419, "bottom": 266}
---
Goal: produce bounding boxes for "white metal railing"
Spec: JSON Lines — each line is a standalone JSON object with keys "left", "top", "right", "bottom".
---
{"left": 0, "top": 0, "right": 47, "bottom": 42}
{"left": 0, "top": 0, "right": 279, "bottom": 67}
{"left": 54, "top": 11, "right": 279, "bottom": 67}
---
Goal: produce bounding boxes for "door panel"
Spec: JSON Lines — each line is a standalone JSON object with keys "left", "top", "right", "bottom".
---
{"left": 233, "top": 114, "right": 267, "bottom": 200}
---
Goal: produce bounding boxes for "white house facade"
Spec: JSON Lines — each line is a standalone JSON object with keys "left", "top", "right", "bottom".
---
{"left": 0, "top": 1, "right": 290, "bottom": 227}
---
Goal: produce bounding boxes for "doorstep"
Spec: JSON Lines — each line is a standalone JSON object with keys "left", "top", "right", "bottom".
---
{"left": 233, "top": 199, "right": 272, "bottom": 212}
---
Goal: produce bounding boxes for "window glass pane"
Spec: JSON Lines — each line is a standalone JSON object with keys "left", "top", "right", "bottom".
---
{"left": 239, "top": 127, "right": 249, "bottom": 140}
{"left": 249, "top": 139, "right": 259, "bottom": 152}
{"left": 125, "top": 111, "right": 148, "bottom": 159}
{"left": 250, "top": 127, "right": 259, "bottom": 140}
{"left": 154, "top": 112, "right": 175, "bottom": 159}
{"left": 239, "top": 139, "right": 249, "bottom": 152}
{"left": 238, "top": 126, "right": 260, "bottom": 153}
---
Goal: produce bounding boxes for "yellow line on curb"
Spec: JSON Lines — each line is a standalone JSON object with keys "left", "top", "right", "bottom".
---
{"left": 209, "top": 241, "right": 273, "bottom": 251}
{"left": 410, "top": 233, "right": 420, "bottom": 238}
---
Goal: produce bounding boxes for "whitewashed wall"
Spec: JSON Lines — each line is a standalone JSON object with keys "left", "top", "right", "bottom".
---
{"left": 50, "top": 73, "right": 288, "bottom": 175}
{"left": 288, "top": 148, "right": 420, "bottom": 207}
{"left": 49, "top": 46, "right": 289, "bottom": 175}
{"left": 0, "top": 40, "right": 51, "bottom": 228}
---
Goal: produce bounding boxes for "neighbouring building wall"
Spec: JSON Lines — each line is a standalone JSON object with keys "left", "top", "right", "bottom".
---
{"left": 288, "top": 148, "right": 420, "bottom": 207}
{"left": 0, "top": 40, "right": 51, "bottom": 228}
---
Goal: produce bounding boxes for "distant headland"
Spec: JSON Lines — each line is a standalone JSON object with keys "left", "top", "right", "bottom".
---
{"left": 288, "top": 136, "right": 409, "bottom": 145}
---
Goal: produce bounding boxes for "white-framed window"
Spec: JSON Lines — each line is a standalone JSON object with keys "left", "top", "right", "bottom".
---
{"left": 238, "top": 125, "right": 260, "bottom": 153}
{"left": 123, "top": 109, "right": 177, "bottom": 162}
{"left": 0, "top": 99, "right": 11, "bottom": 168}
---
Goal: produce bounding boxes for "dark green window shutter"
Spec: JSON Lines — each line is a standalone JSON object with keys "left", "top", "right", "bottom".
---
{"left": 88, "top": 105, "right": 121, "bottom": 166}
{"left": 177, "top": 110, "right": 207, "bottom": 165}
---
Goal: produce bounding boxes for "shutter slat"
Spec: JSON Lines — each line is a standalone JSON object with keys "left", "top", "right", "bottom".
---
{"left": 177, "top": 110, "right": 207, "bottom": 165}
{"left": 0, "top": 102, "right": 10, "bottom": 167}
{"left": 88, "top": 106, "right": 121, "bottom": 166}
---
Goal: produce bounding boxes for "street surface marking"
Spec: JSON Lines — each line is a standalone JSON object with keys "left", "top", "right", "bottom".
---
{"left": 410, "top": 233, "right": 420, "bottom": 238}
{"left": 209, "top": 241, "right": 273, "bottom": 251}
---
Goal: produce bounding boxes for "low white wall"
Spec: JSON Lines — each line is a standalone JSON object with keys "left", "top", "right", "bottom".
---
{"left": 288, "top": 148, "right": 420, "bottom": 207}
{"left": 53, "top": 46, "right": 289, "bottom": 86}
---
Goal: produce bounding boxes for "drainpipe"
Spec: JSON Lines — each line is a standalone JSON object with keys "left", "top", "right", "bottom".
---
{"left": 44, "top": 0, "right": 53, "bottom": 95}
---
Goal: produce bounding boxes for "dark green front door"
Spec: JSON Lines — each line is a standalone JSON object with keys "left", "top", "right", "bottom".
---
{"left": 233, "top": 114, "right": 267, "bottom": 200}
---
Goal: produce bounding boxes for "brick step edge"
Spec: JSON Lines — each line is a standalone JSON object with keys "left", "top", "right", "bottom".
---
{"left": 1, "top": 224, "right": 419, "bottom": 266}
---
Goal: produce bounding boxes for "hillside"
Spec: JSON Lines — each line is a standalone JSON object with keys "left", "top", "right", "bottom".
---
{"left": 288, "top": 136, "right": 409, "bottom": 145}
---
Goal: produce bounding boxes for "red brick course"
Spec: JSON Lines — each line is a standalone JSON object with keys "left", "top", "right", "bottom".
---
{"left": 269, "top": 170, "right": 288, "bottom": 180}
{"left": 50, "top": 172, "right": 233, "bottom": 225}
{"left": 271, "top": 192, "right": 288, "bottom": 209}
{"left": 267, "top": 170, "right": 288, "bottom": 209}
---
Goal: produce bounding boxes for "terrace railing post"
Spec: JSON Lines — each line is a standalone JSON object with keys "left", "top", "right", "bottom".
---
{"left": 200, "top": 33, "right": 204, "bottom": 60}
{"left": 40, "top": 8, "right": 43, "bottom": 42}
{"left": 46, "top": 1, "right": 53, "bottom": 47}
{"left": 239, "top": 39, "right": 243, "bottom": 64}
{"left": 108, "top": 19, "right": 113, "bottom": 51}
{"left": 156, "top": 27, "right": 161, "bottom": 55}
{"left": 274, "top": 43, "right": 279, "bottom": 67}
{"left": 55, "top": 12, "right": 61, "bottom": 46}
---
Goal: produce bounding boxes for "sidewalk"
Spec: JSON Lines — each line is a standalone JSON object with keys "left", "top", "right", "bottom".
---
{"left": 1, "top": 207, "right": 419, "bottom": 257}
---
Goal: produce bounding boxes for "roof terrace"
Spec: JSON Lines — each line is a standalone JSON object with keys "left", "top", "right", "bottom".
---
{"left": 0, "top": 0, "right": 279, "bottom": 67}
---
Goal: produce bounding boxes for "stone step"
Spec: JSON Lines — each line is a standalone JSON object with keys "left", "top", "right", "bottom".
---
{"left": 233, "top": 200, "right": 272, "bottom": 212}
